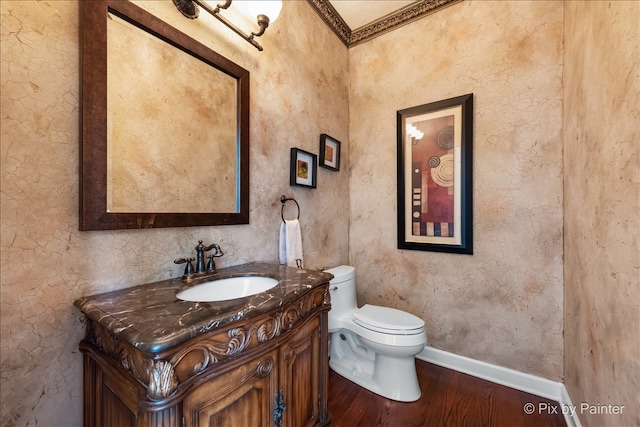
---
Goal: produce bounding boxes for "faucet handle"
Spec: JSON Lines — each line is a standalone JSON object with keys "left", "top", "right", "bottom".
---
{"left": 206, "top": 254, "right": 216, "bottom": 272}
{"left": 174, "top": 257, "right": 195, "bottom": 276}
{"left": 206, "top": 244, "right": 223, "bottom": 272}
{"left": 211, "top": 244, "right": 224, "bottom": 257}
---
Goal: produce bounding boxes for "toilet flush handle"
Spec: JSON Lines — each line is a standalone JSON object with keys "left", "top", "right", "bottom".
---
{"left": 329, "top": 286, "right": 337, "bottom": 291}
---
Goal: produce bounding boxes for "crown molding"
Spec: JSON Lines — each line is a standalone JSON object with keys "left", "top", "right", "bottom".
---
{"left": 307, "top": 0, "right": 463, "bottom": 47}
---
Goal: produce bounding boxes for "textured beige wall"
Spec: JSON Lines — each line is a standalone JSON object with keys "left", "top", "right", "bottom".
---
{"left": 563, "top": 2, "right": 640, "bottom": 426}
{"left": 3, "top": 0, "right": 639, "bottom": 425}
{"left": 348, "top": 0, "right": 565, "bottom": 380}
{"left": 0, "top": 1, "right": 349, "bottom": 425}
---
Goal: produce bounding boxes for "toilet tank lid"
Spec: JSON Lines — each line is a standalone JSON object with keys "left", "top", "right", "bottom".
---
{"left": 324, "top": 265, "right": 355, "bottom": 283}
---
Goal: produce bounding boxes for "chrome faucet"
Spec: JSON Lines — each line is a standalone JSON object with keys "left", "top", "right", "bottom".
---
{"left": 174, "top": 240, "right": 224, "bottom": 279}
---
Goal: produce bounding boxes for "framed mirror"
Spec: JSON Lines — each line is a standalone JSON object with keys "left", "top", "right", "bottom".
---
{"left": 80, "top": 0, "right": 249, "bottom": 230}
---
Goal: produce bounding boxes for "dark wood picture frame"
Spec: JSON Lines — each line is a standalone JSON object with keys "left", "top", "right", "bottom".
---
{"left": 290, "top": 148, "right": 317, "bottom": 188}
{"left": 397, "top": 93, "right": 473, "bottom": 254}
{"left": 319, "top": 134, "right": 341, "bottom": 171}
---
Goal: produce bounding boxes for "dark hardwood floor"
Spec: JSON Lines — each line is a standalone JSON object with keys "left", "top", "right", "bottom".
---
{"left": 328, "top": 359, "right": 567, "bottom": 427}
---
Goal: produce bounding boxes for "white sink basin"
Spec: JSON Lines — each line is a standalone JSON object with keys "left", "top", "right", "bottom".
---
{"left": 176, "top": 276, "right": 279, "bottom": 302}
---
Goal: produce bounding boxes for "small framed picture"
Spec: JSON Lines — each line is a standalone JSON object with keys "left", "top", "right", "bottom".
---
{"left": 290, "top": 148, "right": 317, "bottom": 188}
{"left": 319, "top": 134, "right": 341, "bottom": 171}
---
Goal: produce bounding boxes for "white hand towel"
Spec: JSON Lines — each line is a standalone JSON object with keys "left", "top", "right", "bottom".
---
{"left": 279, "top": 219, "right": 303, "bottom": 268}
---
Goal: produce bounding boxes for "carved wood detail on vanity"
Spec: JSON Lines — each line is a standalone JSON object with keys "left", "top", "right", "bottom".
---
{"left": 84, "top": 286, "right": 328, "bottom": 401}
{"left": 79, "top": 278, "right": 331, "bottom": 427}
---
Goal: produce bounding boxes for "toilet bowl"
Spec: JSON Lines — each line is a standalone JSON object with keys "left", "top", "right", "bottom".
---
{"left": 324, "top": 265, "right": 427, "bottom": 402}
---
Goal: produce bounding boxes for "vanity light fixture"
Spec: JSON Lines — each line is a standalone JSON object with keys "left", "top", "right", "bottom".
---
{"left": 172, "top": 0, "right": 282, "bottom": 51}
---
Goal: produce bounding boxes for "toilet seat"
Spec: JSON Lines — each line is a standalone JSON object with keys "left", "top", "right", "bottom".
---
{"left": 353, "top": 304, "right": 425, "bottom": 335}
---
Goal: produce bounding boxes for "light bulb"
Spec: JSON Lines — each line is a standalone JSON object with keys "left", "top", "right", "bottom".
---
{"left": 406, "top": 124, "right": 424, "bottom": 140}
{"left": 246, "top": 1, "right": 282, "bottom": 23}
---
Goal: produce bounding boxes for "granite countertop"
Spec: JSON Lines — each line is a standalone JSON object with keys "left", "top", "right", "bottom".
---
{"left": 74, "top": 262, "right": 333, "bottom": 354}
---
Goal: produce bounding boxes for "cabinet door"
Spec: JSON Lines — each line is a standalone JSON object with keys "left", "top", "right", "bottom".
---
{"left": 280, "top": 316, "right": 326, "bottom": 427}
{"left": 83, "top": 352, "right": 141, "bottom": 427}
{"left": 183, "top": 351, "right": 278, "bottom": 427}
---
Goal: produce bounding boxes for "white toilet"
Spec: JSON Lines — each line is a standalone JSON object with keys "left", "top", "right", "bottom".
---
{"left": 324, "top": 265, "right": 427, "bottom": 402}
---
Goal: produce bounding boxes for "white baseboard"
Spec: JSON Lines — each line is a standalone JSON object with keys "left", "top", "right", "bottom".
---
{"left": 417, "top": 346, "right": 581, "bottom": 427}
{"left": 560, "top": 385, "right": 582, "bottom": 427}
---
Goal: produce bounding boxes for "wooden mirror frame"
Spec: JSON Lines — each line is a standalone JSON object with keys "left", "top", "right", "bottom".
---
{"left": 80, "top": 0, "right": 250, "bottom": 230}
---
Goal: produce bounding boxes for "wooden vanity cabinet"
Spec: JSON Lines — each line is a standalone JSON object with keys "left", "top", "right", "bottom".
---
{"left": 279, "top": 314, "right": 326, "bottom": 427}
{"left": 182, "top": 349, "right": 279, "bottom": 426}
{"left": 79, "top": 285, "right": 331, "bottom": 427}
{"left": 182, "top": 316, "right": 324, "bottom": 427}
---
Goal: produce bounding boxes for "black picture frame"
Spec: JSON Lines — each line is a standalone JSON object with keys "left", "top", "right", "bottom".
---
{"left": 319, "top": 134, "right": 341, "bottom": 171}
{"left": 397, "top": 93, "right": 473, "bottom": 254}
{"left": 290, "top": 148, "right": 317, "bottom": 188}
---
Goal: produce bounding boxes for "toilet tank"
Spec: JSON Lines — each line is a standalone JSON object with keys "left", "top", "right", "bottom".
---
{"left": 324, "top": 265, "right": 357, "bottom": 329}
{"left": 325, "top": 265, "right": 355, "bottom": 285}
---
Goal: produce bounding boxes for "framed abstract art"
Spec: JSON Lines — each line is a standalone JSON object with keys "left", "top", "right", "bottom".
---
{"left": 396, "top": 94, "right": 473, "bottom": 254}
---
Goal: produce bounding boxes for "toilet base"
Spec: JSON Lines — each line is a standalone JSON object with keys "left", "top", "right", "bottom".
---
{"left": 329, "top": 331, "right": 422, "bottom": 402}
